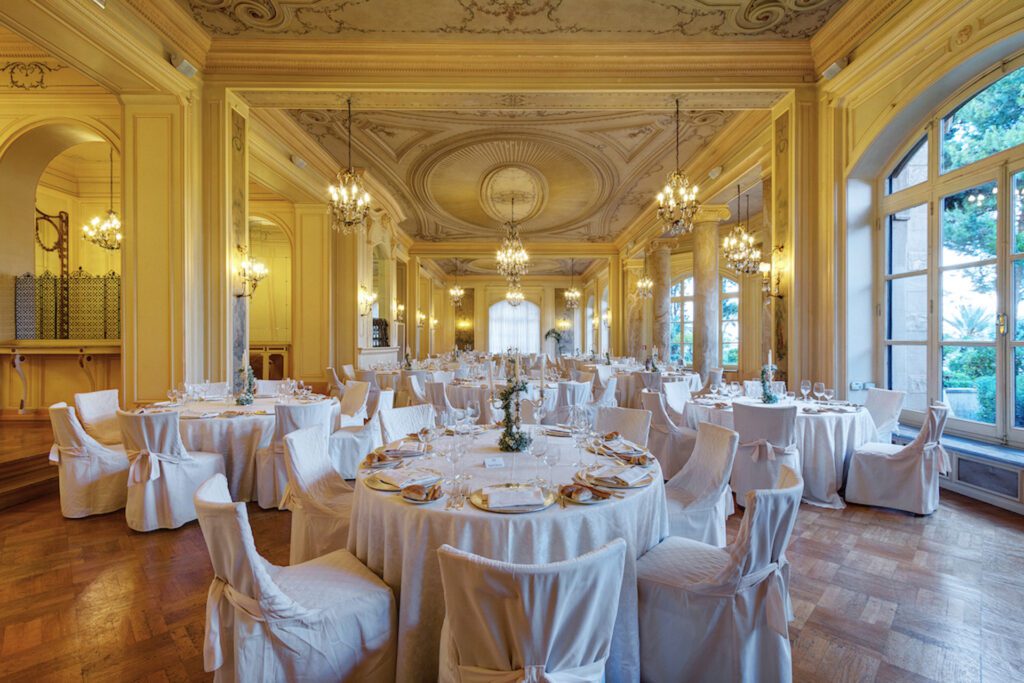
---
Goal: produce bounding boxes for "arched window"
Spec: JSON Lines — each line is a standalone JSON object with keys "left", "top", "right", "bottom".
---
{"left": 721, "top": 276, "right": 740, "bottom": 368}
{"left": 879, "top": 62, "right": 1024, "bottom": 443}
{"left": 600, "top": 286, "right": 609, "bottom": 353}
{"left": 488, "top": 299, "right": 540, "bottom": 354}
{"left": 584, "top": 295, "right": 595, "bottom": 353}
{"left": 669, "top": 276, "right": 693, "bottom": 366}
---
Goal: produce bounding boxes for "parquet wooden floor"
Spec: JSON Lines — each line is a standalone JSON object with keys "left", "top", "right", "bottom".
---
{"left": 0, "top": 489, "right": 1021, "bottom": 682}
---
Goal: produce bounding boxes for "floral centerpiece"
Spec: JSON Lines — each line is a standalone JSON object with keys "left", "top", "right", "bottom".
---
{"left": 236, "top": 365, "right": 256, "bottom": 406}
{"left": 497, "top": 377, "right": 532, "bottom": 452}
{"left": 760, "top": 363, "right": 779, "bottom": 404}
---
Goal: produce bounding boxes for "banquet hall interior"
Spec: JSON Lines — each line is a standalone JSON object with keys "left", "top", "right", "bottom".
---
{"left": 1, "top": 0, "right": 1023, "bottom": 681}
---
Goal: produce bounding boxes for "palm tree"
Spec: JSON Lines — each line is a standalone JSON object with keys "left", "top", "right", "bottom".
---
{"left": 944, "top": 304, "right": 993, "bottom": 339}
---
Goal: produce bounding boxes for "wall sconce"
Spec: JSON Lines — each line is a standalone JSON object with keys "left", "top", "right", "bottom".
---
{"left": 358, "top": 286, "right": 378, "bottom": 317}
{"left": 429, "top": 316, "right": 438, "bottom": 330}
{"left": 592, "top": 315, "right": 600, "bottom": 329}
{"left": 396, "top": 303, "right": 405, "bottom": 322}
{"left": 556, "top": 317, "right": 572, "bottom": 332}
{"left": 602, "top": 311, "right": 612, "bottom": 328}
{"left": 759, "top": 261, "right": 784, "bottom": 299}
{"left": 416, "top": 310, "right": 426, "bottom": 328}
{"left": 236, "top": 244, "right": 267, "bottom": 298}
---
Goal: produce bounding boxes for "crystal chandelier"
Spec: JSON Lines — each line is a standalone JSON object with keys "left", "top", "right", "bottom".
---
{"left": 328, "top": 98, "right": 371, "bottom": 234}
{"left": 722, "top": 185, "right": 762, "bottom": 275}
{"left": 448, "top": 282, "right": 465, "bottom": 308}
{"left": 564, "top": 258, "right": 581, "bottom": 310}
{"left": 656, "top": 99, "right": 700, "bottom": 236}
{"left": 506, "top": 280, "right": 524, "bottom": 307}
{"left": 635, "top": 253, "right": 654, "bottom": 299}
{"left": 82, "top": 148, "right": 122, "bottom": 250}
{"left": 496, "top": 197, "right": 529, "bottom": 281}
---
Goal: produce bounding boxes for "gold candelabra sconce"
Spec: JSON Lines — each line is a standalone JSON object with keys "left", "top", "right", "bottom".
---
{"left": 236, "top": 244, "right": 267, "bottom": 298}
{"left": 358, "top": 286, "right": 378, "bottom": 317}
{"left": 602, "top": 311, "right": 612, "bottom": 328}
{"left": 396, "top": 303, "right": 405, "bottom": 322}
{"left": 416, "top": 310, "right": 427, "bottom": 329}
{"left": 759, "top": 245, "right": 785, "bottom": 300}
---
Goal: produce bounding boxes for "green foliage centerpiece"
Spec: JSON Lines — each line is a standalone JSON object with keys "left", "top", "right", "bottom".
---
{"left": 497, "top": 377, "right": 532, "bottom": 453}
{"left": 236, "top": 366, "right": 256, "bottom": 406}
{"left": 760, "top": 363, "right": 779, "bottom": 404}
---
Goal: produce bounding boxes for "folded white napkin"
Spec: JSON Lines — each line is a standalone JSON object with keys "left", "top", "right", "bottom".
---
{"left": 589, "top": 465, "right": 648, "bottom": 486}
{"left": 484, "top": 485, "right": 546, "bottom": 509}
{"left": 545, "top": 427, "right": 572, "bottom": 437}
{"left": 376, "top": 468, "right": 439, "bottom": 489}
{"left": 384, "top": 441, "right": 425, "bottom": 456}
{"left": 604, "top": 439, "right": 642, "bottom": 455}
{"left": 180, "top": 410, "right": 219, "bottom": 419}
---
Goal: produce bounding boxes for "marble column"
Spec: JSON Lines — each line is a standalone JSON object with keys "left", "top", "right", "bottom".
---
{"left": 692, "top": 205, "right": 731, "bottom": 380}
{"left": 650, "top": 241, "right": 672, "bottom": 357}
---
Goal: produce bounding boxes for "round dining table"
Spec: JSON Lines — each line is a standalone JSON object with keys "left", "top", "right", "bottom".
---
{"left": 683, "top": 397, "right": 876, "bottom": 508}
{"left": 348, "top": 428, "right": 669, "bottom": 683}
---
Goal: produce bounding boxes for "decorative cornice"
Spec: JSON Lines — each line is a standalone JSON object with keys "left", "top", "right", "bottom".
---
{"left": 123, "top": 0, "right": 213, "bottom": 69}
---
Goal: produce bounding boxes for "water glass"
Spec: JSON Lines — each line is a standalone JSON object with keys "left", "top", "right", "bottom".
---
{"left": 800, "top": 380, "right": 811, "bottom": 401}
{"left": 824, "top": 387, "right": 835, "bottom": 402}
{"left": 544, "top": 442, "right": 561, "bottom": 489}
{"left": 531, "top": 428, "right": 549, "bottom": 486}
{"left": 813, "top": 382, "right": 826, "bottom": 402}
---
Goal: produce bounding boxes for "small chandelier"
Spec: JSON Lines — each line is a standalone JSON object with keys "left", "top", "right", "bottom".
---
{"left": 328, "top": 98, "right": 371, "bottom": 234}
{"left": 236, "top": 244, "right": 268, "bottom": 298}
{"left": 635, "top": 253, "right": 654, "bottom": 300}
{"left": 564, "top": 258, "right": 581, "bottom": 310}
{"left": 656, "top": 99, "right": 700, "bottom": 236}
{"left": 496, "top": 197, "right": 529, "bottom": 281}
{"left": 556, "top": 316, "right": 572, "bottom": 332}
{"left": 358, "top": 286, "right": 377, "bottom": 316}
{"left": 448, "top": 282, "right": 465, "bottom": 309}
{"left": 506, "top": 281, "right": 525, "bottom": 307}
{"left": 82, "top": 148, "right": 122, "bottom": 250}
{"left": 723, "top": 185, "right": 762, "bottom": 275}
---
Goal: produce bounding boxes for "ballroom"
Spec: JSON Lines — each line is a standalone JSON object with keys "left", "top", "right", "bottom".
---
{"left": 0, "top": 1, "right": 1022, "bottom": 681}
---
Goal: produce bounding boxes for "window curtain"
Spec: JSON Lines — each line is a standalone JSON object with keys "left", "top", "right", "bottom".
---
{"left": 489, "top": 300, "right": 540, "bottom": 354}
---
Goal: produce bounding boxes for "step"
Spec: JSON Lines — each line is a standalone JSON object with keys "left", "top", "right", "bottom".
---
{"left": 0, "top": 453, "right": 57, "bottom": 511}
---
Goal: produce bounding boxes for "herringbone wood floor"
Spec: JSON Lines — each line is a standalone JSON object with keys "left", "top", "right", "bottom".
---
{"left": 1, "top": 489, "right": 1022, "bottom": 682}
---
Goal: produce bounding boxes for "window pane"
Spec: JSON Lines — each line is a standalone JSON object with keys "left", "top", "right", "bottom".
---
{"left": 670, "top": 281, "right": 682, "bottom": 297}
{"left": 1016, "top": 261, "right": 1024, "bottom": 340}
{"left": 682, "top": 301, "right": 693, "bottom": 323}
{"left": 1014, "top": 170, "right": 1024, "bottom": 253}
{"left": 887, "top": 204, "right": 928, "bottom": 274}
{"left": 670, "top": 301, "right": 681, "bottom": 324}
{"left": 1015, "top": 348, "right": 1024, "bottom": 428}
{"left": 683, "top": 323, "right": 693, "bottom": 366}
{"left": 722, "top": 343, "right": 739, "bottom": 366}
{"left": 721, "top": 320, "right": 739, "bottom": 344}
{"left": 942, "top": 182, "right": 998, "bottom": 266}
{"left": 669, "top": 320, "right": 681, "bottom": 362}
{"left": 683, "top": 277, "right": 694, "bottom": 296}
{"left": 887, "top": 137, "right": 928, "bottom": 193}
{"left": 941, "top": 265, "right": 997, "bottom": 341}
{"left": 886, "top": 275, "right": 928, "bottom": 341}
{"left": 941, "top": 66, "right": 1024, "bottom": 173}
{"left": 887, "top": 344, "right": 928, "bottom": 411}
{"left": 942, "top": 345, "right": 996, "bottom": 424}
{"left": 721, "top": 297, "right": 739, "bottom": 321}
{"left": 722, "top": 277, "right": 739, "bottom": 293}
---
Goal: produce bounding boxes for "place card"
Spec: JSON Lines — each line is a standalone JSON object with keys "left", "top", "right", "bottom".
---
{"left": 483, "top": 457, "right": 506, "bottom": 469}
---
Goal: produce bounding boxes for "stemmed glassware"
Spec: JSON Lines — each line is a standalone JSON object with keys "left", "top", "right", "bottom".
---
{"left": 571, "top": 407, "right": 589, "bottom": 469}
{"left": 465, "top": 399, "right": 480, "bottom": 428}
{"left": 532, "top": 428, "right": 549, "bottom": 487}
{"left": 800, "top": 380, "right": 811, "bottom": 401}
{"left": 544, "top": 439, "right": 561, "bottom": 491}
{"left": 812, "top": 382, "right": 826, "bottom": 402}
{"left": 729, "top": 381, "right": 742, "bottom": 399}
{"left": 824, "top": 387, "right": 835, "bottom": 403}
{"left": 166, "top": 388, "right": 180, "bottom": 406}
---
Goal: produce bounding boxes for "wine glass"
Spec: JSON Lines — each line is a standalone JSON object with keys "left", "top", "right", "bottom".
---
{"left": 532, "top": 428, "right": 549, "bottom": 486}
{"left": 824, "top": 387, "right": 835, "bottom": 403}
{"left": 544, "top": 441, "right": 561, "bottom": 491}
{"left": 166, "top": 388, "right": 179, "bottom": 406}
{"left": 570, "top": 407, "right": 589, "bottom": 468}
{"left": 730, "top": 381, "right": 742, "bottom": 399}
{"left": 465, "top": 399, "right": 480, "bottom": 427}
{"left": 710, "top": 383, "right": 719, "bottom": 398}
{"left": 444, "top": 442, "right": 462, "bottom": 485}
{"left": 800, "top": 380, "right": 811, "bottom": 401}
{"left": 812, "top": 382, "right": 826, "bottom": 402}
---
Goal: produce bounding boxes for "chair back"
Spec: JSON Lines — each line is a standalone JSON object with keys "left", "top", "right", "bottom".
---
{"left": 118, "top": 409, "right": 189, "bottom": 483}
{"left": 732, "top": 403, "right": 798, "bottom": 454}
{"left": 594, "top": 406, "right": 652, "bottom": 448}
{"left": 593, "top": 377, "right": 618, "bottom": 408}
{"left": 637, "top": 371, "right": 662, "bottom": 393}
{"left": 694, "top": 368, "right": 724, "bottom": 396}
{"left": 726, "top": 466, "right": 803, "bottom": 582}
{"left": 593, "top": 364, "right": 616, "bottom": 388}
{"left": 199, "top": 382, "right": 230, "bottom": 399}
{"left": 255, "top": 380, "right": 286, "bottom": 398}
{"left": 454, "top": 364, "right": 471, "bottom": 380}
{"left": 379, "top": 404, "right": 436, "bottom": 443}
{"left": 74, "top": 389, "right": 120, "bottom": 442}
{"left": 48, "top": 402, "right": 110, "bottom": 462}
{"left": 367, "top": 389, "right": 395, "bottom": 421}
{"left": 273, "top": 400, "right": 334, "bottom": 445}
{"left": 406, "top": 374, "right": 429, "bottom": 406}
{"left": 356, "top": 370, "right": 381, "bottom": 391}
{"left": 283, "top": 427, "right": 352, "bottom": 505}
{"left": 663, "top": 382, "right": 691, "bottom": 413}
{"left": 666, "top": 422, "right": 738, "bottom": 503}
{"left": 556, "top": 381, "right": 591, "bottom": 409}
{"left": 432, "top": 371, "right": 455, "bottom": 384}
{"left": 341, "top": 364, "right": 357, "bottom": 382}
{"left": 865, "top": 388, "right": 906, "bottom": 440}
{"left": 426, "top": 381, "right": 454, "bottom": 416}
{"left": 338, "top": 380, "right": 370, "bottom": 419}
{"left": 743, "top": 380, "right": 763, "bottom": 399}
{"left": 640, "top": 392, "right": 675, "bottom": 433}
{"left": 437, "top": 539, "right": 627, "bottom": 681}
{"left": 326, "top": 367, "right": 345, "bottom": 398}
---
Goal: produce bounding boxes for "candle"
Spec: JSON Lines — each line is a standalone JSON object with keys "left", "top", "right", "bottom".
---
{"left": 768, "top": 349, "right": 773, "bottom": 367}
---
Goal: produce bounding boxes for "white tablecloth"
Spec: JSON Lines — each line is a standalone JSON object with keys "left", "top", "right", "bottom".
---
{"left": 683, "top": 398, "right": 876, "bottom": 508}
{"left": 349, "top": 429, "right": 669, "bottom": 682}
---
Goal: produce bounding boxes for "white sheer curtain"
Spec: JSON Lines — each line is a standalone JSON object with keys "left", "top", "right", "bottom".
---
{"left": 489, "top": 300, "right": 541, "bottom": 354}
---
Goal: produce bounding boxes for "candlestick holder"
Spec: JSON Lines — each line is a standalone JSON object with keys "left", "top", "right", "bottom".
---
{"left": 760, "top": 363, "right": 779, "bottom": 404}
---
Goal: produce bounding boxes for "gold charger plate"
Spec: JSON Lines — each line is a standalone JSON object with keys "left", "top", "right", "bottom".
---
{"left": 469, "top": 483, "right": 556, "bottom": 514}
{"left": 578, "top": 469, "right": 656, "bottom": 490}
{"left": 364, "top": 469, "right": 442, "bottom": 492}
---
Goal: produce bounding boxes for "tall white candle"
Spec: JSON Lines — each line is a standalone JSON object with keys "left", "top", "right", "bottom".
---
{"left": 768, "top": 349, "right": 773, "bottom": 367}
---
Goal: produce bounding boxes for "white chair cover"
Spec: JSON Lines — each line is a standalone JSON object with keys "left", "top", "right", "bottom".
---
{"left": 743, "top": 380, "right": 787, "bottom": 399}
{"left": 664, "top": 422, "right": 738, "bottom": 546}
{"left": 193, "top": 474, "right": 396, "bottom": 682}
{"left": 330, "top": 391, "right": 394, "bottom": 478}
{"left": 437, "top": 539, "right": 628, "bottom": 683}
{"left": 367, "top": 388, "right": 394, "bottom": 422}
{"left": 356, "top": 370, "right": 382, "bottom": 392}
{"left": 729, "top": 403, "right": 800, "bottom": 507}
{"left": 641, "top": 392, "right": 697, "bottom": 479}
{"left": 594, "top": 406, "right": 652, "bottom": 448}
{"left": 326, "top": 367, "right": 346, "bottom": 399}
{"left": 74, "top": 388, "right": 122, "bottom": 445}
{"left": 404, "top": 372, "right": 430, "bottom": 407}
{"left": 692, "top": 368, "right": 724, "bottom": 398}
{"left": 864, "top": 387, "right": 906, "bottom": 443}
{"left": 637, "top": 466, "right": 803, "bottom": 683}
{"left": 551, "top": 381, "right": 592, "bottom": 424}
{"left": 338, "top": 380, "right": 370, "bottom": 428}
{"left": 592, "top": 377, "right": 618, "bottom": 410}
{"left": 255, "top": 380, "right": 287, "bottom": 398}
{"left": 341, "top": 364, "right": 357, "bottom": 382}
{"left": 454, "top": 364, "right": 471, "bottom": 380}
{"left": 379, "top": 405, "right": 436, "bottom": 444}
{"left": 637, "top": 371, "right": 663, "bottom": 394}
{"left": 48, "top": 402, "right": 129, "bottom": 518}
{"left": 426, "top": 381, "right": 457, "bottom": 418}
{"left": 283, "top": 427, "right": 354, "bottom": 565}
{"left": 432, "top": 371, "right": 455, "bottom": 384}
{"left": 663, "top": 382, "right": 691, "bottom": 425}
{"left": 118, "top": 409, "right": 224, "bottom": 531}
{"left": 845, "top": 405, "right": 950, "bottom": 515}
{"left": 593, "top": 364, "right": 616, "bottom": 389}
{"left": 255, "top": 400, "right": 334, "bottom": 509}
{"left": 199, "top": 382, "right": 230, "bottom": 399}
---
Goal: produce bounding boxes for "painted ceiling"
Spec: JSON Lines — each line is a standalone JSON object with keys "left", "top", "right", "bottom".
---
{"left": 177, "top": 0, "right": 848, "bottom": 40}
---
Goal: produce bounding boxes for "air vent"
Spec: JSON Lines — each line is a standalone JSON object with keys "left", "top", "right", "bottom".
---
{"left": 957, "top": 458, "right": 1019, "bottom": 499}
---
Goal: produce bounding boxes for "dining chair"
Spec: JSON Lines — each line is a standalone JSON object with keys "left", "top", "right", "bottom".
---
{"left": 594, "top": 406, "right": 653, "bottom": 449}
{"left": 691, "top": 368, "right": 724, "bottom": 398}
{"left": 640, "top": 391, "right": 697, "bottom": 479}
{"left": 378, "top": 404, "right": 436, "bottom": 444}
{"left": 255, "top": 400, "right": 334, "bottom": 509}
{"left": 437, "top": 539, "right": 627, "bottom": 683}
{"left": 341, "top": 364, "right": 357, "bottom": 383}
{"left": 326, "top": 366, "right": 346, "bottom": 399}
{"left": 255, "top": 379, "right": 286, "bottom": 398}
{"left": 551, "top": 381, "right": 592, "bottom": 425}
{"left": 74, "top": 388, "right": 122, "bottom": 445}
{"left": 426, "top": 381, "right": 457, "bottom": 418}
{"left": 194, "top": 474, "right": 396, "bottom": 683}
{"left": 863, "top": 387, "right": 906, "bottom": 443}
{"left": 845, "top": 405, "right": 949, "bottom": 515}
{"left": 48, "top": 402, "right": 129, "bottom": 518}
{"left": 637, "top": 466, "right": 803, "bottom": 683}
{"left": 331, "top": 390, "right": 394, "bottom": 478}
{"left": 663, "top": 421, "right": 738, "bottom": 546}
{"left": 117, "top": 409, "right": 225, "bottom": 532}
{"left": 663, "top": 381, "right": 691, "bottom": 425}
{"left": 729, "top": 403, "right": 800, "bottom": 507}
{"left": 282, "top": 427, "right": 353, "bottom": 564}
{"left": 337, "top": 380, "right": 370, "bottom": 428}
{"left": 356, "top": 369, "right": 382, "bottom": 393}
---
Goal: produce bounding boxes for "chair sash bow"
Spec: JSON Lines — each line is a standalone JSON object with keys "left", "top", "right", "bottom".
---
{"left": 926, "top": 442, "right": 951, "bottom": 475}
{"left": 738, "top": 562, "right": 789, "bottom": 636}
{"left": 457, "top": 659, "right": 608, "bottom": 683}
{"left": 740, "top": 438, "right": 798, "bottom": 463}
{"left": 125, "top": 449, "right": 174, "bottom": 484}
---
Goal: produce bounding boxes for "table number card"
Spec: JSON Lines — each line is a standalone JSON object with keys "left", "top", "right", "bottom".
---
{"left": 483, "top": 457, "right": 506, "bottom": 469}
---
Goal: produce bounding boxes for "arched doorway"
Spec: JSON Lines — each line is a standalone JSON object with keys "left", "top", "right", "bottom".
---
{"left": 248, "top": 216, "right": 292, "bottom": 380}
